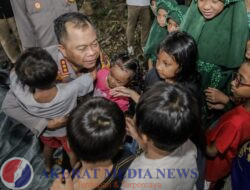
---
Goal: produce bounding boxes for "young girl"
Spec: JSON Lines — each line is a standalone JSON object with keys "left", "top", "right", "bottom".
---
{"left": 180, "top": 0, "right": 248, "bottom": 128}
{"left": 112, "top": 31, "right": 200, "bottom": 103}
{"left": 144, "top": 0, "right": 177, "bottom": 70}
{"left": 112, "top": 32, "right": 205, "bottom": 189}
{"left": 94, "top": 53, "right": 142, "bottom": 112}
{"left": 166, "top": 5, "right": 188, "bottom": 33}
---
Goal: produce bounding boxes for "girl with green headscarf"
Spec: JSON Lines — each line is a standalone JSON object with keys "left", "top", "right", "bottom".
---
{"left": 181, "top": 0, "right": 248, "bottom": 128}
{"left": 166, "top": 5, "right": 188, "bottom": 32}
{"left": 144, "top": 0, "right": 178, "bottom": 70}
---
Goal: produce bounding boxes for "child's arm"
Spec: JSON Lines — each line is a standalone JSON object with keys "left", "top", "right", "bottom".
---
{"left": 204, "top": 87, "right": 229, "bottom": 106}
{"left": 126, "top": 117, "right": 146, "bottom": 150}
{"left": 110, "top": 87, "right": 140, "bottom": 103}
{"left": 47, "top": 117, "right": 68, "bottom": 130}
{"left": 206, "top": 142, "right": 219, "bottom": 157}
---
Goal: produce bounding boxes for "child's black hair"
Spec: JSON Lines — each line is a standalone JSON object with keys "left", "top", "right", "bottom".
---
{"left": 157, "top": 31, "right": 199, "bottom": 83}
{"left": 111, "top": 53, "right": 144, "bottom": 92}
{"left": 15, "top": 47, "right": 58, "bottom": 91}
{"left": 67, "top": 97, "right": 126, "bottom": 162}
{"left": 136, "top": 81, "right": 199, "bottom": 152}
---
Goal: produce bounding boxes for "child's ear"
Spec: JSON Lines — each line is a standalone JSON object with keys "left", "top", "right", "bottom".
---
{"left": 141, "top": 134, "right": 149, "bottom": 144}
{"left": 67, "top": 140, "right": 71, "bottom": 149}
{"left": 58, "top": 44, "right": 67, "bottom": 58}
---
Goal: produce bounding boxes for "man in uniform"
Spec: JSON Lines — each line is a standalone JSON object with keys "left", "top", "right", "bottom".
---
{"left": 2, "top": 12, "right": 110, "bottom": 137}
{"left": 10, "top": 0, "right": 77, "bottom": 49}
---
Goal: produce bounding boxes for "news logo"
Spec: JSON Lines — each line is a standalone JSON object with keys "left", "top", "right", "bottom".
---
{"left": 0, "top": 157, "right": 34, "bottom": 189}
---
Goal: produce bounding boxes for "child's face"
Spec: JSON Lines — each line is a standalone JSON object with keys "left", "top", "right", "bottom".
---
{"left": 157, "top": 9, "right": 168, "bottom": 27}
{"left": 231, "top": 64, "right": 250, "bottom": 98}
{"left": 150, "top": 0, "right": 157, "bottom": 15}
{"left": 156, "top": 51, "right": 179, "bottom": 82}
{"left": 245, "top": 40, "right": 250, "bottom": 59}
{"left": 167, "top": 18, "right": 179, "bottom": 33}
{"left": 198, "top": 0, "right": 224, "bottom": 20}
{"left": 107, "top": 65, "right": 133, "bottom": 89}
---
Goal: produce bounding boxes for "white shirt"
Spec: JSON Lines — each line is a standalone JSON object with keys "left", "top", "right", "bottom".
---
{"left": 126, "top": 0, "right": 150, "bottom": 6}
{"left": 121, "top": 139, "right": 198, "bottom": 190}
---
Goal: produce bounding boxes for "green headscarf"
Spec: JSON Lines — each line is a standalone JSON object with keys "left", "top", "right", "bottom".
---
{"left": 181, "top": 0, "right": 248, "bottom": 69}
{"left": 144, "top": 0, "right": 178, "bottom": 63}
{"left": 167, "top": 5, "right": 188, "bottom": 25}
{"left": 181, "top": 0, "right": 248, "bottom": 128}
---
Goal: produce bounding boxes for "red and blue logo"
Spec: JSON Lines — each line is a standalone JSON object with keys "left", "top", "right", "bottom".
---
{"left": 0, "top": 157, "right": 34, "bottom": 189}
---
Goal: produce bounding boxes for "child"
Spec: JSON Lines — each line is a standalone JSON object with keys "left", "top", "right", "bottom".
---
{"left": 144, "top": 0, "right": 177, "bottom": 70}
{"left": 122, "top": 82, "right": 199, "bottom": 190}
{"left": 166, "top": 5, "right": 188, "bottom": 33}
{"left": 149, "top": 0, "right": 157, "bottom": 15}
{"left": 231, "top": 141, "right": 250, "bottom": 190}
{"left": 181, "top": 0, "right": 248, "bottom": 128}
{"left": 205, "top": 60, "right": 250, "bottom": 188}
{"left": 94, "top": 53, "right": 142, "bottom": 112}
{"left": 111, "top": 31, "right": 200, "bottom": 103}
{"left": 9, "top": 47, "right": 94, "bottom": 172}
{"left": 51, "top": 97, "right": 135, "bottom": 190}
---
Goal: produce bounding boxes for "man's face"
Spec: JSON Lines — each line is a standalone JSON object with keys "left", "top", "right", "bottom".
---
{"left": 60, "top": 22, "right": 100, "bottom": 70}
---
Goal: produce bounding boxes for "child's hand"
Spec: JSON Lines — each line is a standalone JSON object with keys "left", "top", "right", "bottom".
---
{"left": 125, "top": 117, "right": 139, "bottom": 140}
{"left": 204, "top": 87, "right": 229, "bottom": 105}
{"left": 50, "top": 170, "right": 73, "bottom": 190}
{"left": 110, "top": 87, "right": 140, "bottom": 103}
{"left": 207, "top": 102, "right": 225, "bottom": 110}
{"left": 47, "top": 116, "right": 68, "bottom": 130}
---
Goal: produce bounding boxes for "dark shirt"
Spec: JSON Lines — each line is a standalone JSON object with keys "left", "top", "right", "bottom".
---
{"left": 144, "top": 67, "right": 201, "bottom": 100}
{"left": 93, "top": 148, "right": 135, "bottom": 190}
{"left": 0, "top": 1, "right": 14, "bottom": 19}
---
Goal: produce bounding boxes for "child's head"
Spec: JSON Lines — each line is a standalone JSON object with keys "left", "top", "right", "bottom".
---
{"left": 156, "top": 31, "right": 198, "bottom": 83}
{"left": 231, "top": 59, "right": 250, "bottom": 99}
{"left": 108, "top": 53, "right": 140, "bottom": 89}
{"left": 198, "top": 0, "right": 224, "bottom": 20}
{"left": 166, "top": 5, "right": 188, "bottom": 33}
{"left": 135, "top": 82, "right": 198, "bottom": 152}
{"left": 15, "top": 47, "right": 58, "bottom": 90}
{"left": 67, "top": 97, "right": 126, "bottom": 162}
{"left": 156, "top": 0, "right": 179, "bottom": 27}
{"left": 157, "top": 8, "right": 168, "bottom": 27}
{"left": 150, "top": 0, "right": 157, "bottom": 15}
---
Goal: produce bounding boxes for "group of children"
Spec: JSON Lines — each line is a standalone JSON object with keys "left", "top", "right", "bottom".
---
{"left": 1, "top": 0, "right": 250, "bottom": 189}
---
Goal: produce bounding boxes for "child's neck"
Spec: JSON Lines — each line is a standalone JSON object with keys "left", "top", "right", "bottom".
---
{"left": 81, "top": 160, "right": 113, "bottom": 169}
{"left": 145, "top": 143, "right": 170, "bottom": 159}
{"left": 243, "top": 99, "right": 250, "bottom": 112}
{"left": 33, "top": 85, "right": 57, "bottom": 103}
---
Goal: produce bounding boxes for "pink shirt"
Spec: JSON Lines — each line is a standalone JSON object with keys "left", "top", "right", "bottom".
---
{"left": 94, "top": 69, "right": 129, "bottom": 112}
